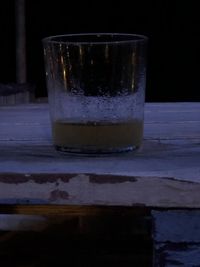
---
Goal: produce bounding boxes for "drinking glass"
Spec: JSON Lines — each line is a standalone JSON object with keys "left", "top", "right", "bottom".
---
{"left": 43, "top": 33, "right": 147, "bottom": 153}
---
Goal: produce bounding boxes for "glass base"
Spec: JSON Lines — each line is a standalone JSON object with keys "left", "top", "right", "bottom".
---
{"left": 55, "top": 145, "right": 139, "bottom": 155}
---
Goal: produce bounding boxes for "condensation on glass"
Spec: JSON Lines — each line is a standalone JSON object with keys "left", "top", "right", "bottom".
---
{"left": 43, "top": 33, "right": 147, "bottom": 154}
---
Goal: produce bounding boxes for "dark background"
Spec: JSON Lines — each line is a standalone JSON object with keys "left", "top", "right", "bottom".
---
{"left": 1, "top": 0, "right": 200, "bottom": 101}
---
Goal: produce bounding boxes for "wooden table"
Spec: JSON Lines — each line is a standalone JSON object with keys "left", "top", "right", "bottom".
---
{"left": 0, "top": 102, "right": 200, "bottom": 266}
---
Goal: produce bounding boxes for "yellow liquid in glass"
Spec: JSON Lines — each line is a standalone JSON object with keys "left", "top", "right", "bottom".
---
{"left": 52, "top": 119, "right": 143, "bottom": 153}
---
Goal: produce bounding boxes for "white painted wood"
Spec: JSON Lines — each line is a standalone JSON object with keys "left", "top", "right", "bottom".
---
{"left": 0, "top": 173, "right": 200, "bottom": 207}
{"left": 0, "top": 214, "right": 47, "bottom": 231}
{"left": 0, "top": 103, "right": 199, "bottom": 208}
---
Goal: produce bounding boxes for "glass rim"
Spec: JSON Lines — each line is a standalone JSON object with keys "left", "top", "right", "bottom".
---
{"left": 42, "top": 33, "right": 148, "bottom": 45}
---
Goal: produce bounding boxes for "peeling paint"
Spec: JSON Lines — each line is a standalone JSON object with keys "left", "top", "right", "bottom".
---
{"left": 155, "top": 243, "right": 200, "bottom": 266}
{"left": 0, "top": 173, "right": 76, "bottom": 184}
{"left": 89, "top": 174, "right": 137, "bottom": 184}
{"left": 49, "top": 189, "right": 69, "bottom": 201}
{"left": 1, "top": 174, "right": 200, "bottom": 207}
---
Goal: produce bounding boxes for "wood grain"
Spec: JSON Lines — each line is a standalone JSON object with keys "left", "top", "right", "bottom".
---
{"left": 152, "top": 210, "right": 200, "bottom": 266}
{"left": 0, "top": 103, "right": 199, "bottom": 208}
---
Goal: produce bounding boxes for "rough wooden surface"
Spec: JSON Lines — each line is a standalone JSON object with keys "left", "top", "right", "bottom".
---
{"left": 152, "top": 210, "right": 200, "bottom": 266}
{"left": 1, "top": 173, "right": 200, "bottom": 208}
{"left": 0, "top": 103, "right": 199, "bottom": 208}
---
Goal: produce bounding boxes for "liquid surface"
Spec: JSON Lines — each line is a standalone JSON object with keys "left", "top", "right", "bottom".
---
{"left": 52, "top": 120, "right": 143, "bottom": 153}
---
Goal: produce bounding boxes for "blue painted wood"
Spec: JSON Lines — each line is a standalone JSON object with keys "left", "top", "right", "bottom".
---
{"left": 152, "top": 210, "right": 200, "bottom": 243}
{"left": 152, "top": 210, "right": 200, "bottom": 266}
{"left": 154, "top": 243, "right": 200, "bottom": 267}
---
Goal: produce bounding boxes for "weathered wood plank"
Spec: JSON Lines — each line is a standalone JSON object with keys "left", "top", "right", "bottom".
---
{"left": 152, "top": 210, "right": 200, "bottom": 243}
{"left": 0, "top": 140, "right": 199, "bottom": 181}
{"left": 154, "top": 243, "right": 200, "bottom": 267}
{"left": 0, "top": 173, "right": 199, "bottom": 208}
{"left": 0, "top": 103, "right": 199, "bottom": 265}
{"left": 0, "top": 103, "right": 199, "bottom": 140}
{"left": 152, "top": 210, "right": 200, "bottom": 266}
{"left": 0, "top": 103, "right": 199, "bottom": 208}
{"left": 1, "top": 121, "right": 199, "bottom": 141}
